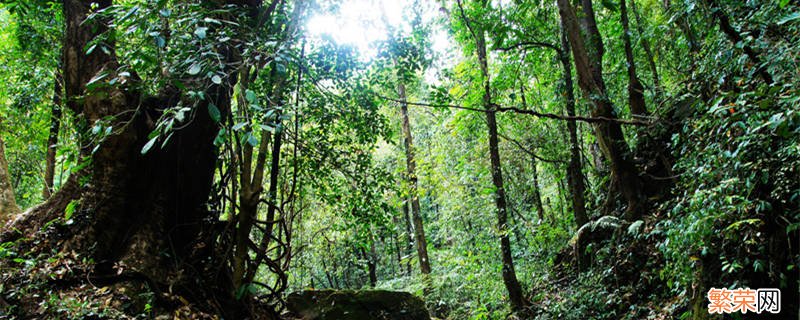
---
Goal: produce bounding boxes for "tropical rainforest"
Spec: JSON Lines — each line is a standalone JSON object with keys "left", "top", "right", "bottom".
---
{"left": 0, "top": 0, "right": 798, "bottom": 319}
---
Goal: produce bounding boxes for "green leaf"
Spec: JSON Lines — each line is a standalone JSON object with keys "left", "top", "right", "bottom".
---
{"left": 203, "top": 17, "right": 221, "bottom": 25}
{"left": 194, "top": 27, "right": 208, "bottom": 39}
{"left": 276, "top": 62, "right": 287, "bottom": 76}
{"left": 214, "top": 128, "right": 226, "bottom": 146}
{"left": 141, "top": 137, "right": 158, "bottom": 154}
{"left": 155, "top": 35, "right": 165, "bottom": 48}
{"left": 247, "top": 133, "right": 258, "bottom": 147}
{"left": 211, "top": 75, "right": 222, "bottom": 84}
{"left": 64, "top": 200, "right": 79, "bottom": 220}
{"left": 188, "top": 64, "right": 202, "bottom": 75}
{"left": 208, "top": 103, "right": 221, "bottom": 123}
{"left": 118, "top": 6, "right": 140, "bottom": 24}
{"left": 778, "top": 11, "right": 800, "bottom": 25}
{"left": 161, "top": 132, "right": 174, "bottom": 148}
{"left": 245, "top": 89, "right": 257, "bottom": 104}
{"left": 779, "top": 0, "right": 790, "bottom": 8}
{"left": 232, "top": 122, "right": 247, "bottom": 131}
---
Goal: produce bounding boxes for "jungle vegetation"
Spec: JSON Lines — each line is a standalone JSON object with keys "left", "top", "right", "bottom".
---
{"left": 0, "top": 0, "right": 798, "bottom": 319}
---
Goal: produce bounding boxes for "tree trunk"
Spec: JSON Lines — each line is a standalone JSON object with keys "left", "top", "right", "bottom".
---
{"left": 474, "top": 22, "right": 527, "bottom": 311}
{"left": 559, "top": 23, "right": 589, "bottom": 227}
{"left": 530, "top": 155, "right": 546, "bottom": 222}
{"left": 630, "top": 0, "right": 661, "bottom": 94}
{"left": 402, "top": 200, "right": 414, "bottom": 275}
{"left": 706, "top": 0, "right": 773, "bottom": 85}
{"left": 0, "top": 136, "right": 20, "bottom": 223}
{"left": 43, "top": 70, "right": 62, "bottom": 199}
{"left": 367, "top": 240, "right": 378, "bottom": 287}
{"left": 557, "top": 0, "right": 646, "bottom": 219}
{"left": 620, "top": 0, "right": 648, "bottom": 116}
{"left": 392, "top": 217, "right": 405, "bottom": 276}
{"left": 398, "top": 83, "right": 432, "bottom": 276}
{"left": 2, "top": 0, "right": 261, "bottom": 317}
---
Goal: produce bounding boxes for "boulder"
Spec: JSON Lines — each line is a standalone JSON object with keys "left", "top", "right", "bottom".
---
{"left": 286, "top": 289, "right": 430, "bottom": 320}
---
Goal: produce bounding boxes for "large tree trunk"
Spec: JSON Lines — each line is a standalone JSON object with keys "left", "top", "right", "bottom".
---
{"left": 2, "top": 0, "right": 260, "bottom": 317}
{"left": 0, "top": 135, "right": 20, "bottom": 223}
{"left": 559, "top": 23, "right": 589, "bottom": 227}
{"left": 557, "top": 0, "right": 646, "bottom": 219}
{"left": 398, "top": 82, "right": 432, "bottom": 277}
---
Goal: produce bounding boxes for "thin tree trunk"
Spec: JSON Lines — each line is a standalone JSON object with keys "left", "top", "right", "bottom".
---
{"left": 518, "top": 85, "right": 547, "bottom": 223}
{"left": 398, "top": 83, "right": 432, "bottom": 276}
{"left": 557, "top": 0, "right": 646, "bottom": 220}
{"left": 392, "top": 218, "right": 404, "bottom": 276}
{"left": 472, "top": 13, "right": 527, "bottom": 310}
{"left": 706, "top": 0, "right": 773, "bottom": 85}
{"left": 322, "top": 243, "right": 336, "bottom": 288}
{"left": 402, "top": 200, "right": 414, "bottom": 275}
{"left": 663, "top": 0, "right": 699, "bottom": 54}
{"left": 367, "top": 240, "right": 378, "bottom": 287}
{"left": 0, "top": 135, "right": 20, "bottom": 222}
{"left": 232, "top": 66, "right": 274, "bottom": 290}
{"left": 43, "top": 70, "right": 63, "bottom": 199}
{"left": 630, "top": 0, "right": 661, "bottom": 94}
{"left": 530, "top": 155, "right": 546, "bottom": 222}
{"left": 620, "top": 0, "right": 648, "bottom": 116}
{"left": 559, "top": 23, "right": 589, "bottom": 227}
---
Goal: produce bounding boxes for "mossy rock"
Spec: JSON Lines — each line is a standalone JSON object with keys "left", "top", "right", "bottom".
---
{"left": 286, "top": 289, "right": 430, "bottom": 320}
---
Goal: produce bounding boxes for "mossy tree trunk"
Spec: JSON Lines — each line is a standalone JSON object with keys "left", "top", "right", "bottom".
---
{"left": 1, "top": 0, "right": 267, "bottom": 317}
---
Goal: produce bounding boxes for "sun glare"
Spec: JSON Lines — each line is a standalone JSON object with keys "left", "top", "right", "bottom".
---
{"left": 306, "top": 0, "right": 430, "bottom": 59}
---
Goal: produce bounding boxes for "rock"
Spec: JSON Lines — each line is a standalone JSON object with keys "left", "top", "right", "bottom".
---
{"left": 286, "top": 289, "right": 430, "bottom": 320}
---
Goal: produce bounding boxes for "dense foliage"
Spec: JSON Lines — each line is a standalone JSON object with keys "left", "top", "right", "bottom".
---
{"left": 0, "top": 0, "right": 797, "bottom": 319}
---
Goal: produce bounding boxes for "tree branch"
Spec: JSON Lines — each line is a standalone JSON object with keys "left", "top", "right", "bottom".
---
{"left": 374, "top": 94, "right": 652, "bottom": 126}
{"left": 496, "top": 131, "right": 566, "bottom": 164}
{"left": 495, "top": 41, "right": 562, "bottom": 54}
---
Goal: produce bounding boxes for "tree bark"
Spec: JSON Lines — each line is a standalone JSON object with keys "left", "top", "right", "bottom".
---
{"left": 398, "top": 82, "right": 432, "bottom": 277}
{"left": 247, "top": 3, "right": 306, "bottom": 290}
{"left": 557, "top": 0, "right": 646, "bottom": 219}
{"left": 0, "top": 135, "right": 20, "bottom": 223}
{"left": 530, "top": 155, "right": 546, "bottom": 222}
{"left": 43, "top": 70, "right": 63, "bottom": 199}
{"left": 620, "top": 0, "right": 648, "bottom": 116}
{"left": 367, "top": 239, "right": 378, "bottom": 287}
{"left": 559, "top": 22, "right": 589, "bottom": 227}
{"left": 402, "top": 199, "right": 414, "bottom": 275}
{"left": 470, "top": 9, "right": 528, "bottom": 310}
{"left": 3, "top": 0, "right": 262, "bottom": 317}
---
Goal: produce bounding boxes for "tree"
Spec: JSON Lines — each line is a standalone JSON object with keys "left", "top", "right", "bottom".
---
{"left": 0, "top": 132, "right": 20, "bottom": 222}
{"left": 42, "top": 70, "right": 62, "bottom": 199}
{"left": 399, "top": 82, "right": 432, "bottom": 277}
{"left": 454, "top": 0, "right": 528, "bottom": 312}
{"left": 377, "top": 4, "right": 433, "bottom": 281}
{"left": 3, "top": 0, "right": 276, "bottom": 317}
{"left": 620, "top": 0, "right": 647, "bottom": 116}
{"left": 559, "top": 22, "right": 589, "bottom": 227}
{"left": 556, "top": 0, "right": 646, "bottom": 219}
